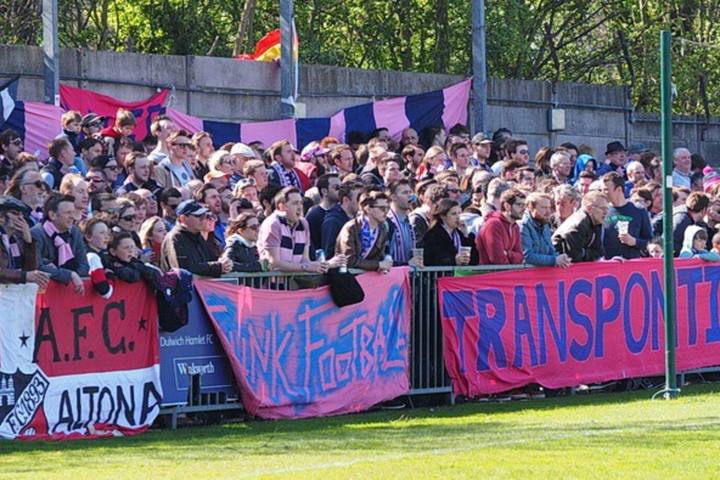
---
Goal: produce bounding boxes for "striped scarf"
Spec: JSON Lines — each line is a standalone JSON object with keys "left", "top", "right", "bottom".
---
{"left": 43, "top": 221, "right": 75, "bottom": 267}
{"left": 270, "top": 162, "right": 301, "bottom": 189}
{"left": 388, "top": 209, "right": 415, "bottom": 265}
{"left": 0, "top": 228, "right": 21, "bottom": 269}
{"left": 359, "top": 216, "right": 379, "bottom": 259}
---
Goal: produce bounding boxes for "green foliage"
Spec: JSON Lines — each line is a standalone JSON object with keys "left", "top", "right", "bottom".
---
{"left": 7, "top": 1, "right": 720, "bottom": 115}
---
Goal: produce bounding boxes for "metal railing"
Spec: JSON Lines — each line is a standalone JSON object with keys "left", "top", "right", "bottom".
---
{"left": 159, "top": 265, "right": 528, "bottom": 426}
{"left": 408, "top": 265, "right": 528, "bottom": 396}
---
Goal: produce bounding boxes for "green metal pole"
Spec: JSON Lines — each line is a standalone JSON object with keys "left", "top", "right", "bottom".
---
{"left": 660, "top": 30, "right": 679, "bottom": 399}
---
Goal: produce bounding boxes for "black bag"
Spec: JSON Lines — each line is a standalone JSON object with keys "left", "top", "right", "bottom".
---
{"left": 154, "top": 268, "right": 194, "bottom": 332}
{"left": 327, "top": 268, "right": 365, "bottom": 307}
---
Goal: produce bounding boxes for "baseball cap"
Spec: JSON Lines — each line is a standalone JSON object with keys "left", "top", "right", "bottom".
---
{"left": 0, "top": 196, "right": 30, "bottom": 215}
{"left": 471, "top": 132, "right": 493, "bottom": 144}
{"left": 176, "top": 199, "right": 209, "bottom": 217}
{"left": 203, "top": 170, "right": 231, "bottom": 184}
{"left": 230, "top": 143, "right": 256, "bottom": 158}
{"left": 81, "top": 113, "right": 105, "bottom": 128}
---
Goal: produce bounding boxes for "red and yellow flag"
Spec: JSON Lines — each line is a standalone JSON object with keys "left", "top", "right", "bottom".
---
{"left": 235, "top": 28, "right": 298, "bottom": 62}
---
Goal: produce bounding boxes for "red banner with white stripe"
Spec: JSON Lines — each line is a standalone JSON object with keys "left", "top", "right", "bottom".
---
{"left": 0, "top": 281, "right": 160, "bottom": 441}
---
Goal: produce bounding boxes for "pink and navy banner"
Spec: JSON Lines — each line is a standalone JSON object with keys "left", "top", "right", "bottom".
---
{"left": 174, "top": 78, "right": 471, "bottom": 148}
{"left": 1, "top": 78, "right": 470, "bottom": 159}
{"left": 194, "top": 268, "right": 411, "bottom": 419}
{"left": 0, "top": 281, "right": 161, "bottom": 441}
{"left": 439, "top": 258, "right": 720, "bottom": 397}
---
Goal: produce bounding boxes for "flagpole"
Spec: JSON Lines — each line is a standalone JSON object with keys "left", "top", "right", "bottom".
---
{"left": 660, "top": 30, "right": 679, "bottom": 400}
{"left": 280, "top": 0, "right": 296, "bottom": 119}
{"left": 42, "top": 0, "right": 59, "bottom": 106}
{"left": 471, "top": 0, "right": 487, "bottom": 135}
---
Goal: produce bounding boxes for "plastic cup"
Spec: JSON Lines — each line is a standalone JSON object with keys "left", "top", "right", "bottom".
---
{"left": 617, "top": 220, "right": 629, "bottom": 236}
{"left": 413, "top": 248, "right": 424, "bottom": 260}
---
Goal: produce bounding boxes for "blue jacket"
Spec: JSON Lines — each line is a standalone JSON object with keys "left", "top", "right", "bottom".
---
{"left": 519, "top": 212, "right": 557, "bottom": 266}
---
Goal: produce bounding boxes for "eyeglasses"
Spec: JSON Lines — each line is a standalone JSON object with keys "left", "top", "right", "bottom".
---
{"left": 87, "top": 177, "right": 105, "bottom": 184}
{"left": 120, "top": 215, "right": 136, "bottom": 222}
{"left": 10, "top": 139, "right": 22, "bottom": 146}
{"left": 104, "top": 165, "right": 120, "bottom": 171}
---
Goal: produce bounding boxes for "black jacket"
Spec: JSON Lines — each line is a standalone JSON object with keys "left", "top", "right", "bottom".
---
{"left": 672, "top": 206, "right": 694, "bottom": 257}
{"left": 107, "top": 255, "right": 161, "bottom": 285}
{"left": 223, "top": 234, "right": 262, "bottom": 272}
{"left": 160, "top": 224, "right": 223, "bottom": 277}
{"left": 321, "top": 204, "right": 351, "bottom": 258}
{"left": 552, "top": 209, "right": 604, "bottom": 262}
{"left": 422, "top": 223, "right": 479, "bottom": 266}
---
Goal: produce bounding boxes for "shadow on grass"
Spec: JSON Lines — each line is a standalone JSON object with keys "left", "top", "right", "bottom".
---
{"left": 2, "top": 383, "right": 719, "bottom": 457}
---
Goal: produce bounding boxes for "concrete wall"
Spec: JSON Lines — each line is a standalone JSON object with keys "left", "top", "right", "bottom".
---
{"left": 2, "top": 44, "right": 719, "bottom": 163}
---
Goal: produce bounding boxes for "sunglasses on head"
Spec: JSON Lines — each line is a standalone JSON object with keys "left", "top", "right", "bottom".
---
{"left": 22, "top": 180, "right": 46, "bottom": 189}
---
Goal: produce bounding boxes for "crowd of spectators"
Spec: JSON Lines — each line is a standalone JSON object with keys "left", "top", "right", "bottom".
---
{"left": 0, "top": 108, "right": 717, "bottom": 293}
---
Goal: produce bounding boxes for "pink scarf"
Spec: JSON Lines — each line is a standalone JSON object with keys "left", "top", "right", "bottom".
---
{"left": 43, "top": 221, "right": 74, "bottom": 267}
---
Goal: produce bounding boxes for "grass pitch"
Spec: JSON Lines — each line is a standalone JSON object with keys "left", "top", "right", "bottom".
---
{"left": 2, "top": 383, "right": 720, "bottom": 479}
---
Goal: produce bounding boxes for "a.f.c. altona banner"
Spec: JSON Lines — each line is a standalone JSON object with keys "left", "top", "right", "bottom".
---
{"left": 438, "top": 258, "right": 720, "bottom": 397}
{"left": 195, "top": 268, "right": 411, "bottom": 419}
{"left": 0, "top": 281, "right": 161, "bottom": 441}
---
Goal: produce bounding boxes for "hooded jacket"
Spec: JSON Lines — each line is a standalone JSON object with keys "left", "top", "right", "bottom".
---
{"left": 476, "top": 211, "right": 523, "bottom": 265}
{"left": 679, "top": 225, "right": 720, "bottom": 261}
{"left": 571, "top": 154, "right": 596, "bottom": 184}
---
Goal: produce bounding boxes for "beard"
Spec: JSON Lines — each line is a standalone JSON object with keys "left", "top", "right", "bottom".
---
{"left": 533, "top": 213, "right": 548, "bottom": 224}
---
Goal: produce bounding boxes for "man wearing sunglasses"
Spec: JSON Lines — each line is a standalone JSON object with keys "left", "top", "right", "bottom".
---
{"left": 470, "top": 132, "right": 493, "bottom": 172}
{"left": 7, "top": 168, "right": 48, "bottom": 225}
{"left": 81, "top": 113, "right": 105, "bottom": 138}
{"left": 0, "top": 129, "right": 23, "bottom": 169}
{"left": 160, "top": 199, "right": 232, "bottom": 277}
{"left": 156, "top": 130, "right": 196, "bottom": 189}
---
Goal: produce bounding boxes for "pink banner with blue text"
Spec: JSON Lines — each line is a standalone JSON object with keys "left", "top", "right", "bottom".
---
{"left": 439, "top": 258, "right": 720, "bottom": 397}
{"left": 194, "top": 268, "right": 411, "bottom": 419}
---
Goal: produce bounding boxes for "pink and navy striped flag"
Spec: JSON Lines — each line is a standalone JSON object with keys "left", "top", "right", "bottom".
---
{"left": 168, "top": 78, "right": 471, "bottom": 148}
{"left": 1, "top": 79, "right": 471, "bottom": 156}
